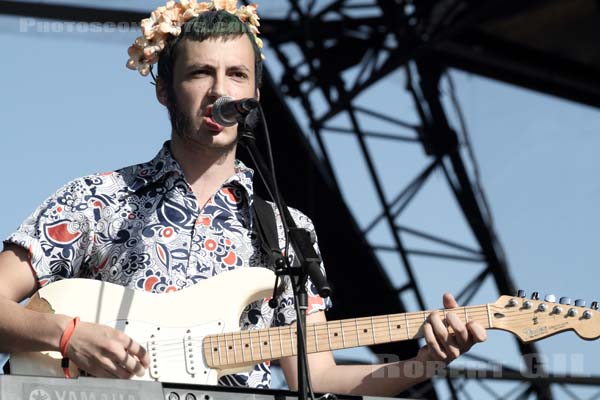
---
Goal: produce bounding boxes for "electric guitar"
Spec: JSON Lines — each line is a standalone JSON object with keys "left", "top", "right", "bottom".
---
{"left": 10, "top": 268, "right": 600, "bottom": 384}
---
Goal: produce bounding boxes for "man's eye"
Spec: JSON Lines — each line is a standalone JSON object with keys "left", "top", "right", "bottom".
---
{"left": 233, "top": 71, "right": 248, "bottom": 79}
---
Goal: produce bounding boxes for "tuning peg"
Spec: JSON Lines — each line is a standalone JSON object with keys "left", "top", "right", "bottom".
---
{"left": 544, "top": 294, "right": 556, "bottom": 303}
{"left": 516, "top": 289, "right": 526, "bottom": 298}
{"left": 591, "top": 301, "right": 599, "bottom": 310}
{"left": 575, "top": 299, "right": 586, "bottom": 307}
{"left": 531, "top": 291, "right": 539, "bottom": 300}
{"left": 568, "top": 308, "right": 578, "bottom": 317}
{"left": 559, "top": 297, "right": 572, "bottom": 305}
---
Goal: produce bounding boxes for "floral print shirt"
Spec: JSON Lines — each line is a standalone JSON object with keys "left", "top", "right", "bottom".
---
{"left": 5, "top": 142, "right": 329, "bottom": 388}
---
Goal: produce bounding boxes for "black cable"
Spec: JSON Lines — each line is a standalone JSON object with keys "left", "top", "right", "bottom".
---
{"left": 253, "top": 102, "right": 318, "bottom": 400}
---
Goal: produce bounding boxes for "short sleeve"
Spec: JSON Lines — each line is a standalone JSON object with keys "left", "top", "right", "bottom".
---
{"left": 4, "top": 178, "right": 95, "bottom": 287}
{"left": 271, "top": 207, "right": 333, "bottom": 327}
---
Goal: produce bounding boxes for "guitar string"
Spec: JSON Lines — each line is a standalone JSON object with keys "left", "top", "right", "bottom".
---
{"left": 134, "top": 307, "right": 493, "bottom": 350}
{"left": 140, "top": 308, "right": 577, "bottom": 365}
{"left": 144, "top": 304, "right": 566, "bottom": 351}
{"left": 135, "top": 307, "right": 492, "bottom": 350}
{"left": 113, "top": 306, "right": 579, "bottom": 367}
{"left": 147, "top": 311, "right": 572, "bottom": 362}
{"left": 151, "top": 308, "right": 579, "bottom": 362}
{"left": 137, "top": 308, "right": 493, "bottom": 356}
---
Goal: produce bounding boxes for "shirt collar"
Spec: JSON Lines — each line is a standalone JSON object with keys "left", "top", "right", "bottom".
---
{"left": 228, "top": 159, "right": 255, "bottom": 202}
{"left": 119, "top": 141, "right": 255, "bottom": 200}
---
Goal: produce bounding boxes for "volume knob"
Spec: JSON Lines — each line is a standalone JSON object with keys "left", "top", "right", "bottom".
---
{"left": 575, "top": 299, "right": 586, "bottom": 307}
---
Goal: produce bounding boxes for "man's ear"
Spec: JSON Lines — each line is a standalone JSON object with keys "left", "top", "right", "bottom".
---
{"left": 156, "top": 77, "right": 168, "bottom": 107}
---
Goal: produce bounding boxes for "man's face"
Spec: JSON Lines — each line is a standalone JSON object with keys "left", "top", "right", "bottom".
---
{"left": 168, "top": 35, "right": 257, "bottom": 149}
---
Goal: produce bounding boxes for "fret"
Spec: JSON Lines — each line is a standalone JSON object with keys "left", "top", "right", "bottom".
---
{"left": 328, "top": 321, "right": 343, "bottom": 350}
{"left": 278, "top": 327, "right": 284, "bottom": 358}
{"left": 258, "top": 330, "right": 265, "bottom": 359}
{"left": 487, "top": 304, "right": 493, "bottom": 328}
{"left": 354, "top": 319, "right": 361, "bottom": 346}
{"left": 209, "top": 335, "right": 216, "bottom": 367}
{"left": 463, "top": 307, "right": 468, "bottom": 323}
{"left": 313, "top": 323, "right": 332, "bottom": 352}
{"left": 217, "top": 336, "right": 223, "bottom": 366}
{"left": 340, "top": 320, "right": 347, "bottom": 347}
{"left": 267, "top": 328, "right": 274, "bottom": 358}
{"left": 405, "top": 313, "right": 410, "bottom": 339}
{"left": 225, "top": 335, "right": 231, "bottom": 365}
{"left": 386, "top": 315, "right": 393, "bottom": 342}
{"left": 239, "top": 331, "right": 246, "bottom": 363}
{"left": 313, "top": 324, "right": 319, "bottom": 352}
{"left": 370, "top": 317, "right": 376, "bottom": 344}
{"left": 249, "top": 331, "right": 255, "bottom": 361}
{"left": 230, "top": 333, "right": 238, "bottom": 364}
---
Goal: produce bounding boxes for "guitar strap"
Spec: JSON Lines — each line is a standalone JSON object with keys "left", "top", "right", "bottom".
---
{"left": 251, "top": 195, "right": 283, "bottom": 267}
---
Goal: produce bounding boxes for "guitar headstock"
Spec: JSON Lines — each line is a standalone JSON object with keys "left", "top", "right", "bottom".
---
{"left": 490, "top": 293, "right": 600, "bottom": 342}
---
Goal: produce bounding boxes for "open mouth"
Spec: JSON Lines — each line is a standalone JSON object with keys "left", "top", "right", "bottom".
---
{"left": 203, "top": 104, "right": 224, "bottom": 132}
{"left": 204, "top": 104, "right": 213, "bottom": 117}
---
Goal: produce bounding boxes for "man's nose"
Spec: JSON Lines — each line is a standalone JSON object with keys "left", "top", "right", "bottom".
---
{"left": 208, "top": 75, "right": 226, "bottom": 100}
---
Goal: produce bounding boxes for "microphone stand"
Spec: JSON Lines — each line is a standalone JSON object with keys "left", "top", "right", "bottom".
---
{"left": 238, "top": 109, "right": 331, "bottom": 400}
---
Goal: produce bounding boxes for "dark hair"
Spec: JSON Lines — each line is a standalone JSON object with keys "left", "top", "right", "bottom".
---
{"left": 157, "top": 10, "right": 263, "bottom": 92}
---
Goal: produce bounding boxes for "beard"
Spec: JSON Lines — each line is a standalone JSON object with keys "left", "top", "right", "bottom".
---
{"left": 167, "top": 95, "right": 194, "bottom": 139}
{"left": 166, "top": 94, "right": 238, "bottom": 153}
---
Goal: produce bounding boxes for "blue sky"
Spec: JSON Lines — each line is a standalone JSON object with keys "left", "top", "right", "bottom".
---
{"left": 2, "top": 4, "right": 600, "bottom": 398}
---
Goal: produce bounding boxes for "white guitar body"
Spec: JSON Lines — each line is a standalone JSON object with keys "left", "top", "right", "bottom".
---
{"left": 10, "top": 267, "right": 276, "bottom": 384}
{"left": 13, "top": 268, "right": 600, "bottom": 386}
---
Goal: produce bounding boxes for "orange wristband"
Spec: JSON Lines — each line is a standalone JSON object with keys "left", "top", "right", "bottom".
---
{"left": 59, "top": 317, "right": 80, "bottom": 378}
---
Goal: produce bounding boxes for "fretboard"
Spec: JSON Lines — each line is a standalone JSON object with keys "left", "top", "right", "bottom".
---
{"left": 203, "top": 305, "right": 492, "bottom": 369}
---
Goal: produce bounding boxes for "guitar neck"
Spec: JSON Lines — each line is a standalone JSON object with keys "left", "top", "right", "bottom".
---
{"left": 204, "top": 304, "right": 492, "bottom": 369}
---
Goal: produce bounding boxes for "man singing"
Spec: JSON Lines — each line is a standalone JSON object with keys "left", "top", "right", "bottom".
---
{"left": 0, "top": 0, "right": 485, "bottom": 395}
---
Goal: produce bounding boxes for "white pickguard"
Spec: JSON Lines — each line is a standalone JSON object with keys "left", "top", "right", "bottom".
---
{"left": 10, "top": 267, "right": 276, "bottom": 385}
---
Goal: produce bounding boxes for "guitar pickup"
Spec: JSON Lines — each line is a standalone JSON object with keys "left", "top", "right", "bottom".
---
{"left": 148, "top": 335, "right": 160, "bottom": 380}
{"left": 183, "top": 329, "right": 199, "bottom": 377}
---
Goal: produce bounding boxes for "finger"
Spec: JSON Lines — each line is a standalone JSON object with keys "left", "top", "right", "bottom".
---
{"left": 443, "top": 293, "right": 459, "bottom": 309}
{"left": 446, "top": 312, "right": 469, "bottom": 349}
{"left": 423, "top": 319, "right": 447, "bottom": 361}
{"left": 467, "top": 321, "right": 488, "bottom": 344}
{"left": 103, "top": 357, "right": 135, "bottom": 380}
{"left": 121, "top": 352, "right": 145, "bottom": 377}
{"left": 116, "top": 350, "right": 146, "bottom": 376}
{"left": 428, "top": 311, "right": 451, "bottom": 350}
{"left": 127, "top": 339, "right": 150, "bottom": 368}
{"left": 430, "top": 311, "right": 463, "bottom": 360}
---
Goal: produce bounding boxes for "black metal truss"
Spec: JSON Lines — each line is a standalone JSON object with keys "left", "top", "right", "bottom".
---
{"left": 2, "top": 1, "right": 599, "bottom": 398}
{"left": 262, "top": 1, "right": 554, "bottom": 398}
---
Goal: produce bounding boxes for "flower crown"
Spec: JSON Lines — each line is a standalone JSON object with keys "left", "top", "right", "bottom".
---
{"left": 126, "top": 0, "right": 263, "bottom": 77}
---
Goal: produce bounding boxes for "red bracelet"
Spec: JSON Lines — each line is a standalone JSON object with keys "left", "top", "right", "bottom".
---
{"left": 59, "top": 317, "right": 80, "bottom": 379}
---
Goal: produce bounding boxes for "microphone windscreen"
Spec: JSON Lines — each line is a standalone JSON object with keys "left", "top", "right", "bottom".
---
{"left": 243, "top": 108, "right": 260, "bottom": 130}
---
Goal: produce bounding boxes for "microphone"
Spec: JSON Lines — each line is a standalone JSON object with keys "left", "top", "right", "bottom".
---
{"left": 212, "top": 96, "right": 260, "bottom": 127}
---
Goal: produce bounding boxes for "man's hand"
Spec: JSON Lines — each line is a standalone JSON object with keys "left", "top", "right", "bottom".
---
{"left": 417, "top": 293, "right": 487, "bottom": 365}
{"left": 65, "top": 321, "right": 150, "bottom": 379}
